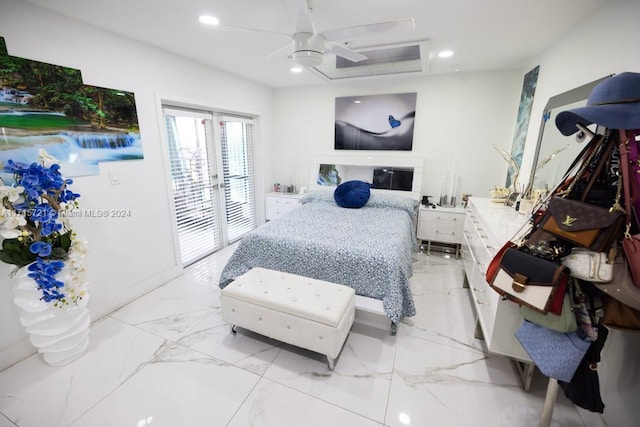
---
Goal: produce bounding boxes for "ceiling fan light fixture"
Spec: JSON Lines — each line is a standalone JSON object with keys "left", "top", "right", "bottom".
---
{"left": 292, "top": 32, "right": 325, "bottom": 67}
{"left": 293, "top": 50, "right": 324, "bottom": 67}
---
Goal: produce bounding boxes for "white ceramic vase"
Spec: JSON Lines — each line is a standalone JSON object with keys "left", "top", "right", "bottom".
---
{"left": 12, "top": 259, "right": 90, "bottom": 367}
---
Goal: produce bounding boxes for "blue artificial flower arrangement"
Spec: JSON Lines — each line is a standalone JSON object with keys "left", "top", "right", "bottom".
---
{"left": 0, "top": 150, "right": 86, "bottom": 306}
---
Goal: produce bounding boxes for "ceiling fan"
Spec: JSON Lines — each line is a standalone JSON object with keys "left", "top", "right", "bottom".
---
{"left": 215, "top": 0, "right": 415, "bottom": 68}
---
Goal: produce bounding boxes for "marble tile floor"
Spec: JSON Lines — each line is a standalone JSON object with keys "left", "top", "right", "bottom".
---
{"left": 0, "top": 247, "right": 590, "bottom": 427}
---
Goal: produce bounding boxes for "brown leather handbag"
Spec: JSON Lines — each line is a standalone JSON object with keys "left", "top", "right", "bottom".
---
{"left": 541, "top": 132, "right": 625, "bottom": 251}
{"left": 601, "top": 294, "right": 640, "bottom": 331}
{"left": 541, "top": 196, "right": 624, "bottom": 251}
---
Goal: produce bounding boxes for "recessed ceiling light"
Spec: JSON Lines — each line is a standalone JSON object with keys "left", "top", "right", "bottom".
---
{"left": 438, "top": 50, "right": 454, "bottom": 58}
{"left": 354, "top": 100, "right": 361, "bottom": 104}
{"left": 291, "top": 66, "right": 303, "bottom": 73}
{"left": 198, "top": 15, "right": 220, "bottom": 26}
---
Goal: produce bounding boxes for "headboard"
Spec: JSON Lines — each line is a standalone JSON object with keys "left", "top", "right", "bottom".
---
{"left": 309, "top": 155, "right": 423, "bottom": 201}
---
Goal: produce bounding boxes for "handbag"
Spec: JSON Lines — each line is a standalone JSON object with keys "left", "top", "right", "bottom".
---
{"left": 515, "top": 320, "right": 591, "bottom": 383}
{"left": 619, "top": 134, "right": 640, "bottom": 287}
{"left": 625, "top": 130, "right": 640, "bottom": 215}
{"left": 488, "top": 247, "right": 568, "bottom": 314}
{"left": 559, "top": 323, "right": 608, "bottom": 413}
{"left": 601, "top": 294, "right": 640, "bottom": 331}
{"left": 520, "top": 293, "right": 577, "bottom": 333}
{"left": 561, "top": 248, "right": 613, "bottom": 283}
{"left": 541, "top": 196, "right": 624, "bottom": 252}
{"left": 541, "top": 132, "right": 624, "bottom": 251}
{"left": 593, "top": 254, "right": 640, "bottom": 311}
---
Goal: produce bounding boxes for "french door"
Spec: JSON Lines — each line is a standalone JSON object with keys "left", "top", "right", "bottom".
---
{"left": 163, "top": 107, "right": 256, "bottom": 266}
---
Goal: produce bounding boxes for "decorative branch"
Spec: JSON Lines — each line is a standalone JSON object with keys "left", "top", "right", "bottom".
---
{"left": 493, "top": 145, "right": 520, "bottom": 173}
{"left": 535, "top": 144, "right": 568, "bottom": 171}
{"left": 493, "top": 145, "right": 520, "bottom": 191}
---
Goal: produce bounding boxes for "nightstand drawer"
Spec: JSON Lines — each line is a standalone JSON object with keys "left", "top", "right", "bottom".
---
{"left": 417, "top": 221, "right": 460, "bottom": 243}
{"left": 265, "top": 193, "right": 302, "bottom": 220}
{"left": 417, "top": 206, "right": 465, "bottom": 244}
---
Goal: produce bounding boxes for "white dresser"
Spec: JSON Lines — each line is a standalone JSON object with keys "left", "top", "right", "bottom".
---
{"left": 461, "top": 197, "right": 533, "bottom": 365}
{"left": 265, "top": 192, "right": 302, "bottom": 221}
{"left": 417, "top": 205, "right": 465, "bottom": 257}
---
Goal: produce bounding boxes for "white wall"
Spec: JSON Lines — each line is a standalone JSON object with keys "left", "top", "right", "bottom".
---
{"left": 272, "top": 71, "right": 523, "bottom": 201}
{"left": 0, "top": 0, "right": 274, "bottom": 369}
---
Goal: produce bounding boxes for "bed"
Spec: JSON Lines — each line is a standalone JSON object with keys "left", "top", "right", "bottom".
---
{"left": 219, "top": 191, "right": 420, "bottom": 331}
{"left": 219, "top": 155, "right": 423, "bottom": 333}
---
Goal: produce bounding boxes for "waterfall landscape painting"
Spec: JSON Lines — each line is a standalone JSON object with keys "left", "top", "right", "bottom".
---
{"left": 0, "top": 36, "right": 142, "bottom": 182}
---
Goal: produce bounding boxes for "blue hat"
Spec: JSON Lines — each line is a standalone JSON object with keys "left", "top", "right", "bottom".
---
{"left": 556, "top": 72, "right": 640, "bottom": 136}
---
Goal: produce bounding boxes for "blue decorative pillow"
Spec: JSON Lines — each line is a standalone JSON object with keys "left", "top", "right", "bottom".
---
{"left": 334, "top": 180, "right": 371, "bottom": 208}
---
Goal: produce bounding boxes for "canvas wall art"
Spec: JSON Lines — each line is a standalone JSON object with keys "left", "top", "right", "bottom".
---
{"left": 506, "top": 65, "right": 539, "bottom": 189}
{"left": 0, "top": 36, "right": 142, "bottom": 183}
{"left": 335, "top": 92, "right": 417, "bottom": 150}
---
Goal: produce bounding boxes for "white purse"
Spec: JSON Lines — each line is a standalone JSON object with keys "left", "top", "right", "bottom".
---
{"left": 561, "top": 248, "right": 613, "bottom": 283}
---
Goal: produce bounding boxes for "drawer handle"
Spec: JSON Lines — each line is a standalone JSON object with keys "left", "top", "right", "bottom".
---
{"left": 480, "top": 234, "right": 488, "bottom": 239}
{"left": 473, "top": 287, "right": 485, "bottom": 292}
{"left": 476, "top": 300, "right": 488, "bottom": 305}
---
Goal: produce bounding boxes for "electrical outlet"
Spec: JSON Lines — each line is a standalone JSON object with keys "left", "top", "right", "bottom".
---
{"left": 109, "top": 170, "right": 120, "bottom": 185}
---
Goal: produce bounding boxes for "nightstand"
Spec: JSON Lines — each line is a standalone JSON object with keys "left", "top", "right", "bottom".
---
{"left": 417, "top": 205, "right": 466, "bottom": 257}
{"left": 265, "top": 192, "right": 302, "bottom": 220}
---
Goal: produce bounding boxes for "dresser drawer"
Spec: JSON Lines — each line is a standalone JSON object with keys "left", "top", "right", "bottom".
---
{"left": 462, "top": 197, "right": 532, "bottom": 364}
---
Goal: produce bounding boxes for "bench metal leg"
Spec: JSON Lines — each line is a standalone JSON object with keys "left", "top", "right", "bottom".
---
{"left": 390, "top": 321, "right": 398, "bottom": 336}
{"left": 327, "top": 356, "right": 335, "bottom": 371}
{"left": 512, "top": 359, "right": 535, "bottom": 392}
{"left": 231, "top": 324, "right": 237, "bottom": 335}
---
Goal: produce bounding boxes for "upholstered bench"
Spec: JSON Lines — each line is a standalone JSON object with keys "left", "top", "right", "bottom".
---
{"left": 220, "top": 267, "right": 356, "bottom": 370}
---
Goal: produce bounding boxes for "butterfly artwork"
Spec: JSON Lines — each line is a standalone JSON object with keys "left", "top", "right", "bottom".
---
{"left": 388, "top": 115, "right": 401, "bottom": 128}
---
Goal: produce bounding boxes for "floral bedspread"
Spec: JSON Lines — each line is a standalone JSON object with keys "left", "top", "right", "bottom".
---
{"left": 219, "top": 193, "right": 418, "bottom": 323}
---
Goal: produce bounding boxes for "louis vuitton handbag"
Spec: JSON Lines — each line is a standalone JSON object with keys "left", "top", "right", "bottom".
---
{"left": 541, "top": 132, "right": 625, "bottom": 252}
{"left": 541, "top": 196, "right": 624, "bottom": 252}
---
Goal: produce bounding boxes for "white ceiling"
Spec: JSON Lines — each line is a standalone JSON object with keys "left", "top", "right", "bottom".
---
{"left": 23, "top": 0, "right": 609, "bottom": 88}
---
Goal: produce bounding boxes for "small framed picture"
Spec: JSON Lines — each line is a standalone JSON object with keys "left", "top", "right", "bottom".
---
{"left": 505, "top": 192, "right": 520, "bottom": 207}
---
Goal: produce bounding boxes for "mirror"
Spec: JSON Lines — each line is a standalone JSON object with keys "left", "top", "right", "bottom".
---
{"left": 528, "top": 75, "right": 612, "bottom": 198}
{"left": 317, "top": 163, "right": 414, "bottom": 191}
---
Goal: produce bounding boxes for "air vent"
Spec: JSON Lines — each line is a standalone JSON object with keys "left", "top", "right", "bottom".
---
{"left": 313, "top": 40, "right": 429, "bottom": 80}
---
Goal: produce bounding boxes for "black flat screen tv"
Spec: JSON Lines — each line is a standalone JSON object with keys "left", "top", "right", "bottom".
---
{"left": 372, "top": 167, "right": 413, "bottom": 191}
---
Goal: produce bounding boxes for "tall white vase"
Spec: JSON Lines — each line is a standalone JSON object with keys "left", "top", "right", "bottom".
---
{"left": 12, "top": 262, "right": 90, "bottom": 367}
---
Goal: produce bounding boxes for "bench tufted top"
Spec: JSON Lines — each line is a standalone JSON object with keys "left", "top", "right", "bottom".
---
{"left": 221, "top": 267, "right": 355, "bottom": 327}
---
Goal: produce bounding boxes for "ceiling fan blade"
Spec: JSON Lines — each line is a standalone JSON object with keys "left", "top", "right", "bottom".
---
{"left": 322, "top": 18, "right": 415, "bottom": 42}
{"left": 265, "top": 43, "right": 293, "bottom": 60}
{"left": 216, "top": 25, "right": 290, "bottom": 38}
{"left": 293, "top": 0, "right": 316, "bottom": 34}
{"left": 325, "top": 42, "right": 368, "bottom": 63}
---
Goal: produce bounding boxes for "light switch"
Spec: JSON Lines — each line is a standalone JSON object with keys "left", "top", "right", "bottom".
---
{"left": 109, "top": 170, "right": 120, "bottom": 185}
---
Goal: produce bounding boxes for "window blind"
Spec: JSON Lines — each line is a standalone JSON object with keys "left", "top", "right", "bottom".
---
{"left": 164, "top": 110, "right": 221, "bottom": 265}
{"left": 219, "top": 116, "right": 256, "bottom": 242}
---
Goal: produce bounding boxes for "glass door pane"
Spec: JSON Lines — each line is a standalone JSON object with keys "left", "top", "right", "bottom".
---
{"left": 164, "top": 108, "right": 221, "bottom": 266}
{"left": 219, "top": 117, "right": 256, "bottom": 242}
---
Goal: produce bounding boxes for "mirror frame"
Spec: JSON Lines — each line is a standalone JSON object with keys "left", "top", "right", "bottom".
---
{"left": 527, "top": 75, "right": 613, "bottom": 195}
